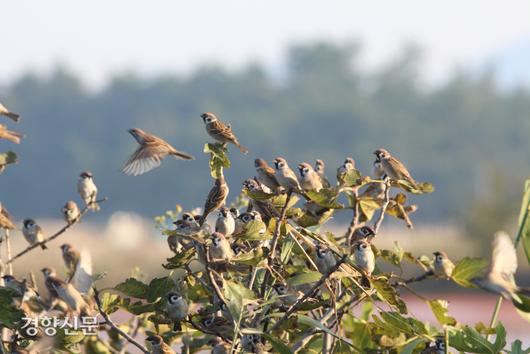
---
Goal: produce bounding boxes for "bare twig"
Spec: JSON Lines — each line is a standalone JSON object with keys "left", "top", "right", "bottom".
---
{"left": 372, "top": 180, "right": 391, "bottom": 234}
{"left": 93, "top": 287, "right": 149, "bottom": 354}
{"left": 4, "top": 230, "right": 12, "bottom": 275}
{"left": 6, "top": 197, "right": 107, "bottom": 265}
{"left": 345, "top": 188, "right": 360, "bottom": 245}
{"left": 204, "top": 246, "right": 235, "bottom": 324}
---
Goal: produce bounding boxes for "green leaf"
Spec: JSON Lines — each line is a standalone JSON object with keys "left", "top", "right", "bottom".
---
{"left": 296, "top": 315, "right": 358, "bottom": 351}
{"left": 393, "top": 179, "right": 435, "bottom": 194}
{"left": 517, "top": 179, "right": 530, "bottom": 268}
{"left": 163, "top": 247, "right": 196, "bottom": 269}
{"left": 357, "top": 197, "right": 381, "bottom": 222}
{"left": 399, "top": 337, "right": 426, "bottom": 354}
{"left": 240, "top": 328, "right": 293, "bottom": 354}
{"left": 306, "top": 189, "right": 343, "bottom": 209}
{"left": 244, "top": 188, "right": 275, "bottom": 201}
{"left": 342, "top": 169, "right": 363, "bottom": 187}
{"left": 372, "top": 278, "right": 407, "bottom": 314}
{"left": 203, "top": 142, "right": 230, "bottom": 178}
{"left": 427, "top": 299, "right": 457, "bottom": 326}
{"left": 449, "top": 324, "right": 505, "bottom": 353}
{"left": 99, "top": 293, "right": 123, "bottom": 314}
{"left": 0, "top": 151, "right": 17, "bottom": 165}
{"left": 451, "top": 257, "right": 488, "bottom": 287}
{"left": 239, "top": 219, "right": 270, "bottom": 240}
{"left": 286, "top": 271, "right": 322, "bottom": 287}
{"left": 147, "top": 277, "right": 175, "bottom": 302}
{"left": 231, "top": 248, "right": 265, "bottom": 266}
{"left": 114, "top": 277, "right": 149, "bottom": 299}
{"left": 507, "top": 339, "right": 530, "bottom": 354}
{"left": 224, "top": 280, "right": 255, "bottom": 319}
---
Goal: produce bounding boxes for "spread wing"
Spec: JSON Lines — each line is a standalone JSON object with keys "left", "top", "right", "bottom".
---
{"left": 122, "top": 144, "right": 167, "bottom": 176}
{"left": 490, "top": 231, "right": 517, "bottom": 280}
{"left": 72, "top": 249, "right": 93, "bottom": 294}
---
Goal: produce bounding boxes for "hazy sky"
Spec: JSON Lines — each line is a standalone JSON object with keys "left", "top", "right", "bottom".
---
{"left": 3, "top": 0, "right": 530, "bottom": 88}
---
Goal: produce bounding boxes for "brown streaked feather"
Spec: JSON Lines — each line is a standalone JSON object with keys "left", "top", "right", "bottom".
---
{"left": 0, "top": 208, "right": 15, "bottom": 230}
{"left": 201, "top": 178, "right": 229, "bottom": 225}
{"left": 207, "top": 120, "right": 248, "bottom": 153}
{"left": 0, "top": 103, "right": 20, "bottom": 122}
{"left": 386, "top": 156, "right": 418, "bottom": 187}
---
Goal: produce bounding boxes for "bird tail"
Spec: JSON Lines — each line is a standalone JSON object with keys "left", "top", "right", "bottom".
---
{"left": 173, "top": 321, "right": 182, "bottom": 332}
{"left": 4, "top": 112, "right": 20, "bottom": 122}
{"left": 89, "top": 201, "right": 101, "bottom": 212}
{"left": 3, "top": 132, "right": 23, "bottom": 144}
{"left": 172, "top": 151, "right": 195, "bottom": 160}
{"left": 237, "top": 144, "right": 249, "bottom": 154}
{"left": 40, "top": 243, "right": 48, "bottom": 250}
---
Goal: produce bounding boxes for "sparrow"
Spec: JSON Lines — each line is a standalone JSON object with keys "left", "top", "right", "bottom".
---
{"left": 255, "top": 158, "right": 281, "bottom": 192}
{"left": 122, "top": 128, "right": 194, "bottom": 176}
{"left": 62, "top": 200, "right": 80, "bottom": 224}
{"left": 210, "top": 339, "right": 231, "bottom": 354}
{"left": 432, "top": 251, "right": 454, "bottom": 279}
{"left": 315, "top": 244, "right": 337, "bottom": 274}
{"left": 273, "top": 157, "right": 302, "bottom": 193}
{"left": 1, "top": 275, "right": 40, "bottom": 301}
{"left": 242, "top": 179, "right": 279, "bottom": 221}
{"left": 77, "top": 171, "right": 100, "bottom": 211}
{"left": 200, "top": 176, "right": 229, "bottom": 225}
{"left": 41, "top": 267, "right": 91, "bottom": 316}
{"left": 209, "top": 232, "right": 234, "bottom": 261}
{"left": 298, "top": 162, "right": 323, "bottom": 192}
{"left": 421, "top": 338, "right": 445, "bottom": 354}
{"left": 60, "top": 243, "right": 80, "bottom": 274}
{"left": 0, "top": 124, "right": 24, "bottom": 144}
{"left": 145, "top": 335, "right": 176, "bottom": 354}
{"left": 0, "top": 102, "right": 20, "bottom": 122}
{"left": 336, "top": 157, "right": 356, "bottom": 186}
{"left": 359, "top": 160, "right": 386, "bottom": 199}
{"left": 200, "top": 314, "right": 234, "bottom": 340}
{"left": 182, "top": 212, "right": 201, "bottom": 230}
{"left": 354, "top": 240, "right": 375, "bottom": 276}
{"left": 166, "top": 292, "right": 188, "bottom": 332}
{"left": 352, "top": 226, "right": 376, "bottom": 243}
{"left": 0, "top": 202, "right": 16, "bottom": 230}
{"left": 230, "top": 207, "right": 240, "bottom": 219}
{"left": 215, "top": 206, "right": 235, "bottom": 237}
{"left": 472, "top": 231, "right": 530, "bottom": 300}
{"left": 242, "top": 334, "right": 267, "bottom": 354}
{"left": 201, "top": 112, "right": 248, "bottom": 153}
{"left": 374, "top": 148, "right": 418, "bottom": 188}
{"left": 0, "top": 151, "right": 18, "bottom": 174}
{"left": 314, "top": 159, "right": 331, "bottom": 188}
{"left": 22, "top": 219, "right": 47, "bottom": 249}
{"left": 173, "top": 219, "right": 199, "bottom": 236}
{"left": 273, "top": 283, "right": 301, "bottom": 307}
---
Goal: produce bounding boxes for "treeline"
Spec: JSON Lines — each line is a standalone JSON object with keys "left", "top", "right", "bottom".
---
{"left": 1, "top": 42, "right": 529, "bottom": 231}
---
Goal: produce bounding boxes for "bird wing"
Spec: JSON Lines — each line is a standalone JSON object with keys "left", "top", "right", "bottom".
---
{"left": 55, "top": 282, "right": 87, "bottom": 311}
{"left": 388, "top": 156, "right": 415, "bottom": 182}
{"left": 490, "top": 231, "right": 517, "bottom": 280}
{"left": 211, "top": 120, "right": 236, "bottom": 140}
{"left": 122, "top": 144, "right": 164, "bottom": 176}
{"left": 72, "top": 249, "right": 93, "bottom": 294}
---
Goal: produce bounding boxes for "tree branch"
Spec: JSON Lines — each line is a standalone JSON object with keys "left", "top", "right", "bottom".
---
{"left": 372, "top": 180, "right": 391, "bottom": 234}
{"left": 93, "top": 287, "right": 149, "bottom": 354}
{"left": 6, "top": 197, "right": 107, "bottom": 265}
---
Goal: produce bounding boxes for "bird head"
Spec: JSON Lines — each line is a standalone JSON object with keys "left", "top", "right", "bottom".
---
{"left": 128, "top": 128, "right": 146, "bottom": 144}
{"left": 60, "top": 243, "right": 72, "bottom": 254}
{"left": 374, "top": 149, "right": 390, "bottom": 161}
{"left": 22, "top": 218, "right": 36, "bottom": 228}
{"left": 273, "top": 157, "right": 287, "bottom": 170}
{"left": 145, "top": 335, "right": 163, "bottom": 347}
{"left": 167, "top": 292, "right": 183, "bottom": 305}
{"left": 201, "top": 112, "right": 217, "bottom": 124}
{"left": 315, "top": 159, "right": 325, "bottom": 172}
{"left": 298, "top": 162, "right": 312, "bottom": 177}
{"left": 80, "top": 170, "right": 93, "bottom": 179}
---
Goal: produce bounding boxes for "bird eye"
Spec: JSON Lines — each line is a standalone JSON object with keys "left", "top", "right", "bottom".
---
{"left": 204, "top": 318, "right": 214, "bottom": 326}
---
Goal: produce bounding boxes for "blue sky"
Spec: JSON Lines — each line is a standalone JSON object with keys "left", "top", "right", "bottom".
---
{"left": 2, "top": 0, "right": 530, "bottom": 88}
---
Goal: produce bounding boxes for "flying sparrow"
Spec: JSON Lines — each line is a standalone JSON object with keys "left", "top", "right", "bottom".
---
{"left": 0, "top": 124, "right": 24, "bottom": 144}
{"left": 314, "top": 159, "right": 331, "bottom": 188}
{"left": 273, "top": 157, "right": 302, "bottom": 193}
{"left": 0, "top": 202, "right": 16, "bottom": 230}
{"left": 336, "top": 157, "right": 356, "bottom": 186}
{"left": 255, "top": 158, "right": 281, "bottom": 192}
{"left": 215, "top": 207, "right": 235, "bottom": 237}
{"left": 62, "top": 200, "right": 80, "bottom": 224}
{"left": 122, "top": 128, "right": 194, "bottom": 176}
{"left": 145, "top": 335, "right": 176, "bottom": 354}
{"left": 41, "top": 267, "right": 91, "bottom": 316}
{"left": 374, "top": 148, "right": 418, "bottom": 188}
{"left": 201, "top": 112, "right": 248, "bottom": 153}
{"left": 0, "top": 151, "right": 18, "bottom": 175}
{"left": 77, "top": 171, "right": 100, "bottom": 211}
{"left": 22, "top": 219, "right": 47, "bottom": 249}
{"left": 472, "top": 231, "right": 529, "bottom": 300}
{"left": 314, "top": 244, "right": 337, "bottom": 274}
{"left": 200, "top": 176, "right": 229, "bottom": 225}
{"left": 166, "top": 292, "right": 189, "bottom": 331}
{"left": 432, "top": 251, "right": 454, "bottom": 279}
{"left": 0, "top": 102, "right": 20, "bottom": 122}
{"left": 354, "top": 240, "right": 375, "bottom": 276}
{"left": 209, "top": 232, "right": 234, "bottom": 261}
{"left": 60, "top": 243, "right": 80, "bottom": 274}
{"left": 298, "top": 162, "right": 323, "bottom": 192}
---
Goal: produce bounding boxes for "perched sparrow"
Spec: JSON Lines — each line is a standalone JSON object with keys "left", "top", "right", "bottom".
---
{"left": 354, "top": 240, "right": 375, "bottom": 276}
{"left": 298, "top": 162, "right": 323, "bottom": 192}
{"left": 0, "top": 124, "right": 24, "bottom": 144}
{"left": 122, "top": 128, "right": 194, "bottom": 176}
{"left": 215, "top": 207, "right": 235, "bottom": 237}
{"left": 314, "top": 244, "right": 337, "bottom": 274}
{"left": 22, "top": 219, "right": 47, "bottom": 249}
{"left": 255, "top": 158, "right": 281, "bottom": 192}
{"left": 273, "top": 157, "right": 301, "bottom": 193}
{"left": 200, "top": 176, "right": 229, "bottom": 225}
{"left": 374, "top": 148, "right": 418, "bottom": 188}
{"left": 77, "top": 171, "right": 100, "bottom": 211}
{"left": 273, "top": 283, "right": 301, "bottom": 307}
{"left": 182, "top": 212, "right": 201, "bottom": 230}
{"left": 432, "top": 251, "right": 454, "bottom": 279}
{"left": 201, "top": 112, "right": 248, "bottom": 153}
{"left": 62, "top": 200, "right": 80, "bottom": 224}
{"left": 336, "top": 157, "right": 356, "bottom": 186}
{"left": 0, "top": 102, "right": 20, "bottom": 122}
{"left": 200, "top": 314, "right": 234, "bottom": 339}
{"left": 352, "top": 226, "right": 376, "bottom": 243}
{"left": 173, "top": 219, "right": 198, "bottom": 236}
{"left": 314, "top": 159, "right": 331, "bottom": 188}
{"left": 209, "top": 232, "right": 233, "bottom": 261}
{"left": 472, "top": 231, "right": 529, "bottom": 300}
{"left": 359, "top": 160, "right": 386, "bottom": 199}
{"left": 145, "top": 335, "right": 175, "bottom": 354}
{"left": 421, "top": 338, "right": 445, "bottom": 354}
{"left": 0, "top": 202, "right": 15, "bottom": 230}
{"left": 210, "top": 339, "right": 231, "bottom": 354}
{"left": 41, "top": 267, "right": 91, "bottom": 316}
{"left": 2, "top": 275, "right": 39, "bottom": 301}
{"left": 230, "top": 207, "right": 240, "bottom": 219}
{"left": 60, "top": 243, "right": 80, "bottom": 274}
{"left": 242, "top": 334, "right": 267, "bottom": 354}
{"left": 166, "top": 292, "right": 188, "bottom": 332}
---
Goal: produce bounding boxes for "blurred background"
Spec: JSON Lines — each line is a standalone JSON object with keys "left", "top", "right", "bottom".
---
{"left": 1, "top": 0, "right": 529, "bottom": 341}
